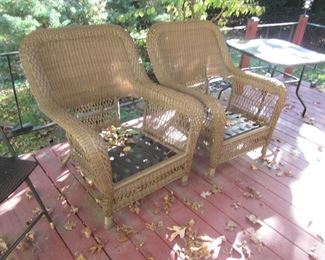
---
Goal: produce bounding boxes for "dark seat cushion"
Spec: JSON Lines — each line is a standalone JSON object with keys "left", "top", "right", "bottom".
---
{"left": 0, "top": 157, "right": 37, "bottom": 203}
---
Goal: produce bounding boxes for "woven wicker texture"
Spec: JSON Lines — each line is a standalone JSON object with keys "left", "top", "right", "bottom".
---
{"left": 147, "top": 20, "right": 287, "bottom": 174}
{"left": 19, "top": 24, "right": 204, "bottom": 228}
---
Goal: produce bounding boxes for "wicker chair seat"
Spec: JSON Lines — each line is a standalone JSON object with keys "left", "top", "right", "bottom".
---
{"left": 108, "top": 132, "right": 177, "bottom": 183}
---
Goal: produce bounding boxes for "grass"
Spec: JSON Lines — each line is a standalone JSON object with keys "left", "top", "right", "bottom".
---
{"left": 0, "top": 86, "right": 66, "bottom": 155}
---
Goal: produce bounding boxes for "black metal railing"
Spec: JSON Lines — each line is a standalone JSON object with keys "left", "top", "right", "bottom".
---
{"left": 0, "top": 51, "right": 56, "bottom": 141}
{"left": 1, "top": 20, "right": 324, "bottom": 144}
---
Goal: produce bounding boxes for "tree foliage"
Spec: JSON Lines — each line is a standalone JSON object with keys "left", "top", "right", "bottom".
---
{"left": 164, "top": 0, "right": 264, "bottom": 26}
{"left": 0, "top": 0, "right": 108, "bottom": 51}
{"left": 0, "top": 0, "right": 265, "bottom": 52}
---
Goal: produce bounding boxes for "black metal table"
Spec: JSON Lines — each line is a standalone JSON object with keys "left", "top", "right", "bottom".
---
{"left": 227, "top": 38, "right": 325, "bottom": 117}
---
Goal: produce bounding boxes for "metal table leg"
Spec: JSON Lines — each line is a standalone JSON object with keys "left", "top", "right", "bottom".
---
{"left": 270, "top": 65, "right": 276, "bottom": 77}
{"left": 296, "top": 65, "right": 307, "bottom": 117}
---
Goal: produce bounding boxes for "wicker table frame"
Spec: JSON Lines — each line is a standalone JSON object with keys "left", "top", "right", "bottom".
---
{"left": 147, "top": 20, "right": 287, "bottom": 176}
{"left": 19, "top": 25, "right": 204, "bottom": 228}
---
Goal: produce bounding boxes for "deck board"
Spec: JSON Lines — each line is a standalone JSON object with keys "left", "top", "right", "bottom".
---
{"left": 1, "top": 83, "right": 325, "bottom": 259}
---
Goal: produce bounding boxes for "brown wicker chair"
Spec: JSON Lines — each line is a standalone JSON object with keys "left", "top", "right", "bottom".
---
{"left": 147, "top": 20, "right": 287, "bottom": 176}
{"left": 19, "top": 24, "right": 204, "bottom": 228}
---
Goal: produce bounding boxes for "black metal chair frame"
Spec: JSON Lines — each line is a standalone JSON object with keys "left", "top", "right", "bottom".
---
{"left": 0, "top": 126, "right": 53, "bottom": 260}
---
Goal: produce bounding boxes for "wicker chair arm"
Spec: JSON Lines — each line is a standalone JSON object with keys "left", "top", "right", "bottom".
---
{"left": 143, "top": 82, "right": 226, "bottom": 152}
{"left": 138, "top": 82, "right": 205, "bottom": 120}
{"left": 135, "top": 81, "right": 205, "bottom": 152}
{"left": 229, "top": 66, "right": 288, "bottom": 100}
{"left": 228, "top": 67, "right": 287, "bottom": 125}
{"left": 167, "top": 82, "right": 224, "bottom": 122}
{"left": 175, "top": 86, "right": 226, "bottom": 157}
{"left": 40, "top": 101, "right": 113, "bottom": 195}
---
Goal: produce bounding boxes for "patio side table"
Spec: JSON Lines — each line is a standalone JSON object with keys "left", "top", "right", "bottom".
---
{"left": 227, "top": 38, "right": 325, "bottom": 117}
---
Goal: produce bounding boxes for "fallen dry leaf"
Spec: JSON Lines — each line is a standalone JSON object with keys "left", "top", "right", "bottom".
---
{"left": 250, "top": 164, "right": 258, "bottom": 171}
{"left": 231, "top": 201, "right": 242, "bottom": 210}
{"left": 236, "top": 240, "right": 251, "bottom": 259}
{"left": 88, "top": 243, "right": 103, "bottom": 254}
{"left": 250, "top": 232, "right": 262, "bottom": 244}
{"left": 123, "top": 146, "right": 131, "bottom": 153}
{"left": 168, "top": 225, "right": 187, "bottom": 241}
{"left": 308, "top": 246, "right": 318, "bottom": 260}
{"left": 276, "top": 170, "right": 293, "bottom": 177}
{"left": 250, "top": 232, "right": 264, "bottom": 252}
{"left": 246, "top": 214, "right": 262, "bottom": 225}
{"left": 116, "top": 225, "right": 137, "bottom": 238}
{"left": 76, "top": 254, "right": 86, "bottom": 260}
{"left": 16, "top": 241, "right": 28, "bottom": 251}
{"left": 0, "top": 238, "right": 8, "bottom": 255}
{"left": 211, "top": 184, "right": 223, "bottom": 194}
{"left": 25, "top": 190, "right": 33, "bottom": 199}
{"left": 157, "top": 221, "right": 164, "bottom": 228}
{"left": 25, "top": 231, "right": 35, "bottom": 242}
{"left": 70, "top": 206, "right": 79, "bottom": 215}
{"left": 166, "top": 219, "right": 221, "bottom": 259}
{"left": 46, "top": 207, "right": 53, "bottom": 215}
{"left": 116, "top": 235, "right": 128, "bottom": 243}
{"left": 163, "top": 192, "right": 175, "bottom": 213}
{"left": 32, "top": 207, "right": 42, "bottom": 215}
{"left": 64, "top": 220, "right": 76, "bottom": 231}
{"left": 136, "top": 241, "right": 145, "bottom": 250}
{"left": 146, "top": 257, "right": 154, "bottom": 260}
{"left": 200, "top": 191, "right": 212, "bottom": 199}
{"left": 188, "top": 219, "right": 195, "bottom": 228}
{"left": 184, "top": 198, "right": 203, "bottom": 211}
{"left": 261, "top": 156, "right": 278, "bottom": 170}
{"left": 145, "top": 222, "right": 157, "bottom": 231}
{"left": 243, "top": 186, "right": 262, "bottom": 199}
{"left": 82, "top": 227, "right": 92, "bottom": 239}
{"left": 129, "top": 200, "right": 142, "bottom": 214}
{"left": 225, "top": 220, "right": 237, "bottom": 231}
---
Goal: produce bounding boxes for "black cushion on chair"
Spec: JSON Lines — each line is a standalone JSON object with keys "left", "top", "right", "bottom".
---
{"left": 0, "top": 157, "right": 38, "bottom": 204}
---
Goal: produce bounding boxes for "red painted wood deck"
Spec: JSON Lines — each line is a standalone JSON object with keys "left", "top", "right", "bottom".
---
{"left": 1, "top": 83, "right": 325, "bottom": 260}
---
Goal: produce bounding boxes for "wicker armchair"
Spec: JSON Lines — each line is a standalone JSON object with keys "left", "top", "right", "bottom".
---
{"left": 20, "top": 24, "right": 204, "bottom": 228}
{"left": 147, "top": 20, "right": 287, "bottom": 176}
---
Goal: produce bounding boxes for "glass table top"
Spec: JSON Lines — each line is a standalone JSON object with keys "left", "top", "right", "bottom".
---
{"left": 226, "top": 38, "right": 325, "bottom": 67}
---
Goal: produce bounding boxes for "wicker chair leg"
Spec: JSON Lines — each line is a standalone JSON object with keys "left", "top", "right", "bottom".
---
{"left": 181, "top": 175, "right": 188, "bottom": 185}
{"left": 261, "top": 145, "right": 268, "bottom": 156}
{"left": 104, "top": 216, "right": 113, "bottom": 229}
{"left": 208, "top": 167, "right": 216, "bottom": 177}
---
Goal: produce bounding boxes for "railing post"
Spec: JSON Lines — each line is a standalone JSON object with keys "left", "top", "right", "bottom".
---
{"left": 240, "top": 17, "right": 260, "bottom": 69}
{"left": 285, "top": 14, "right": 309, "bottom": 74}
